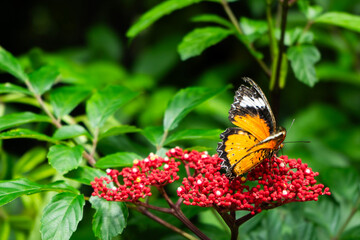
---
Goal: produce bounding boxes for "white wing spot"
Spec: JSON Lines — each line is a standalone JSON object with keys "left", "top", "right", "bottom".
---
{"left": 240, "top": 96, "right": 265, "bottom": 109}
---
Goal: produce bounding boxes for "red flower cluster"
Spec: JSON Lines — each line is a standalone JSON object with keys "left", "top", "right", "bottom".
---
{"left": 91, "top": 153, "right": 180, "bottom": 202}
{"left": 167, "top": 148, "right": 330, "bottom": 214}
{"left": 92, "top": 147, "right": 330, "bottom": 214}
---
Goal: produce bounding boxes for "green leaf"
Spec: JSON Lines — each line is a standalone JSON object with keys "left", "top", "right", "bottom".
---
{"left": 142, "top": 126, "right": 164, "bottom": 147}
{"left": 298, "top": 1, "right": 323, "bottom": 20}
{"left": 28, "top": 65, "right": 60, "bottom": 95}
{"left": 287, "top": 45, "right": 321, "bottom": 87}
{"left": 315, "top": 12, "right": 360, "bottom": 33}
{"left": 126, "top": 0, "right": 202, "bottom": 38}
{"left": 47, "top": 145, "right": 84, "bottom": 174}
{"left": 50, "top": 86, "right": 92, "bottom": 118}
{"left": 0, "top": 128, "right": 59, "bottom": 143}
{"left": 163, "top": 85, "right": 228, "bottom": 131}
{"left": 86, "top": 85, "right": 138, "bottom": 128}
{"left": 165, "top": 129, "right": 222, "bottom": 145}
{"left": 99, "top": 125, "right": 141, "bottom": 140}
{"left": 53, "top": 124, "right": 89, "bottom": 140}
{"left": 40, "top": 192, "right": 85, "bottom": 240}
{"left": 90, "top": 196, "right": 128, "bottom": 240}
{"left": 95, "top": 152, "right": 142, "bottom": 168}
{"left": 191, "top": 14, "right": 233, "bottom": 28}
{"left": 64, "top": 166, "right": 108, "bottom": 185}
{"left": 239, "top": 17, "right": 268, "bottom": 43}
{"left": 0, "top": 178, "right": 78, "bottom": 206}
{"left": 13, "top": 147, "right": 47, "bottom": 175}
{"left": 178, "top": 27, "right": 233, "bottom": 60}
{"left": 0, "top": 112, "right": 51, "bottom": 131}
{"left": 0, "top": 83, "right": 31, "bottom": 95}
{"left": 0, "top": 47, "right": 28, "bottom": 82}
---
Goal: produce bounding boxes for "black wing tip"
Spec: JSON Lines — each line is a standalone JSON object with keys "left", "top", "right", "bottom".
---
{"left": 217, "top": 128, "right": 235, "bottom": 177}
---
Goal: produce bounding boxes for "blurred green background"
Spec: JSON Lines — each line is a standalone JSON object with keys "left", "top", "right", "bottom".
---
{"left": 1, "top": 0, "right": 360, "bottom": 239}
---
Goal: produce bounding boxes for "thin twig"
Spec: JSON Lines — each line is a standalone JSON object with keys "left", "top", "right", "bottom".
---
{"left": 157, "top": 129, "right": 169, "bottom": 151}
{"left": 220, "top": 0, "right": 271, "bottom": 78}
{"left": 273, "top": 0, "right": 289, "bottom": 90}
{"left": 136, "top": 206, "right": 197, "bottom": 240}
{"left": 332, "top": 194, "right": 360, "bottom": 240}
{"left": 266, "top": 0, "right": 278, "bottom": 60}
{"left": 90, "top": 127, "right": 99, "bottom": 158}
{"left": 135, "top": 201, "right": 173, "bottom": 214}
{"left": 24, "top": 78, "right": 97, "bottom": 166}
{"left": 220, "top": 0, "right": 243, "bottom": 34}
{"left": 235, "top": 212, "right": 258, "bottom": 226}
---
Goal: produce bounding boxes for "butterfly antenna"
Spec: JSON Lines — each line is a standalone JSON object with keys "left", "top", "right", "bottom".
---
{"left": 288, "top": 118, "right": 296, "bottom": 133}
{"left": 284, "top": 118, "right": 311, "bottom": 144}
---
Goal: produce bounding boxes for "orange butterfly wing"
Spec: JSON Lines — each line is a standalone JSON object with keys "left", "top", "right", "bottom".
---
{"left": 217, "top": 78, "right": 286, "bottom": 178}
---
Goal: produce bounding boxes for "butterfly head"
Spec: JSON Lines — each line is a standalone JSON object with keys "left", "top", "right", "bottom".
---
{"left": 275, "top": 126, "right": 287, "bottom": 150}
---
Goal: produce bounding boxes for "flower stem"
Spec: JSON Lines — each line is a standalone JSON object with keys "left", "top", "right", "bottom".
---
{"left": 136, "top": 206, "right": 198, "bottom": 240}
{"left": 157, "top": 186, "right": 210, "bottom": 240}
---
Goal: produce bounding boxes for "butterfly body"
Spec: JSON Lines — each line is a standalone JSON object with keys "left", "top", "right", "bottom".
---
{"left": 217, "top": 77, "right": 286, "bottom": 178}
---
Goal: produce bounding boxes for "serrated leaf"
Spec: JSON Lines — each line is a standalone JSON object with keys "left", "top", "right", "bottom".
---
{"left": 47, "top": 145, "right": 84, "bottom": 174}
{"left": 50, "top": 86, "right": 92, "bottom": 118}
{"left": 86, "top": 85, "right": 138, "bottom": 128}
{"left": 99, "top": 125, "right": 141, "bottom": 140}
{"left": 126, "top": 0, "right": 202, "bottom": 38}
{"left": 90, "top": 196, "right": 128, "bottom": 240}
{"left": 191, "top": 14, "right": 233, "bottom": 28}
{"left": 178, "top": 27, "right": 233, "bottom": 60}
{"left": 240, "top": 17, "right": 268, "bottom": 43}
{"left": 0, "top": 178, "right": 78, "bottom": 206}
{"left": 53, "top": 124, "right": 89, "bottom": 140}
{"left": 315, "top": 12, "right": 360, "bottom": 33}
{"left": 165, "top": 129, "right": 222, "bottom": 145}
{"left": 163, "top": 85, "right": 229, "bottom": 131}
{"left": 0, "top": 112, "right": 51, "bottom": 131}
{"left": 0, "top": 47, "right": 28, "bottom": 82}
{"left": 28, "top": 65, "right": 60, "bottom": 95}
{"left": 40, "top": 192, "right": 85, "bottom": 240}
{"left": 0, "top": 128, "right": 59, "bottom": 143}
{"left": 95, "top": 152, "right": 142, "bottom": 168}
{"left": 287, "top": 45, "right": 320, "bottom": 87}
{"left": 0, "top": 83, "right": 31, "bottom": 95}
{"left": 142, "top": 126, "right": 164, "bottom": 147}
{"left": 64, "top": 166, "right": 108, "bottom": 185}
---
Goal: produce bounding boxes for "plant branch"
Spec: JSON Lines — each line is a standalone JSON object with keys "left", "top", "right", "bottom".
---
{"left": 220, "top": 0, "right": 271, "bottom": 78}
{"left": 157, "top": 129, "right": 169, "bottom": 151}
{"left": 90, "top": 127, "right": 99, "bottom": 158}
{"left": 135, "top": 201, "right": 173, "bottom": 214}
{"left": 24, "top": 78, "right": 97, "bottom": 166}
{"left": 332, "top": 194, "right": 360, "bottom": 240}
{"left": 24, "top": 79, "right": 62, "bottom": 128}
{"left": 266, "top": 0, "right": 278, "bottom": 60}
{"left": 136, "top": 206, "right": 197, "bottom": 240}
{"left": 235, "top": 212, "right": 258, "bottom": 226}
{"left": 273, "top": 0, "right": 289, "bottom": 90}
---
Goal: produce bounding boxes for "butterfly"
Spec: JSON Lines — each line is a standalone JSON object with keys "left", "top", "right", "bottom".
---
{"left": 217, "top": 77, "right": 286, "bottom": 178}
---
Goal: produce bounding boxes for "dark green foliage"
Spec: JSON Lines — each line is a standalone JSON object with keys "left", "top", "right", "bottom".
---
{"left": 0, "top": 1, "right": 359, "bottom": 239}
